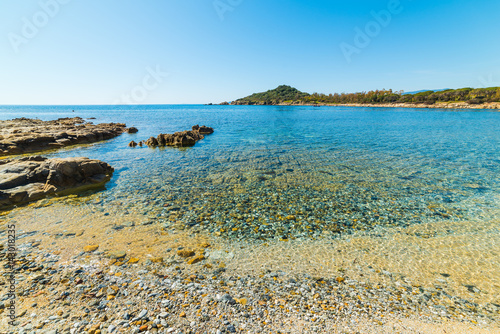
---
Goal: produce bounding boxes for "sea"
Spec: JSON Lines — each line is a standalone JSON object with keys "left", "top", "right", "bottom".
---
{"left": 1, "top": 104, "right": 499, "bottom": 305}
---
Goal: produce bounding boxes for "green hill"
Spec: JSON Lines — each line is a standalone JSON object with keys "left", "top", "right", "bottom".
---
{"left": 232, "top": 85, "right": 310, "bottom": 105}
{"left": 230, "top": 85, "right": 500, "bottom": 106}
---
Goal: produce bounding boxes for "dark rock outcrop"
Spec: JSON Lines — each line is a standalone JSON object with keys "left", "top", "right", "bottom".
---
{"left": 192, "top": 125, "right": 214, "bottom": 134}
{"left": 127, "top": 127, "right": 139, "bottom": 134}
{"left": 143, "top": 125, "right": 214, "bottom": 148}
{"left": 0, "top": 156, "right": 114, "bottom": 210}
{"left": 0, "top": 117, "right": 133, "bottom": 156}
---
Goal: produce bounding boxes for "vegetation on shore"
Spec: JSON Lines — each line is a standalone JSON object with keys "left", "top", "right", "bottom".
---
{"left": 231, "top": 85, "right": 500, "bottom": 106}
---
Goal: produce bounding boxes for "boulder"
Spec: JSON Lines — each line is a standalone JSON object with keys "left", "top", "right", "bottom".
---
{"left": 0, "top": 156, "right": 114, "bottom": 210}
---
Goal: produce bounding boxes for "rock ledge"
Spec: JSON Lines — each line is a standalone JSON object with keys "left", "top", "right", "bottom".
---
{"left": 0, "top": 156, "right": 114, "bottom": 210}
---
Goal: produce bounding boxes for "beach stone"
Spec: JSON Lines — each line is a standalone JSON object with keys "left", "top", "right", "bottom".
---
{"left": 107, "top": 251, "right": 127, "bottom": 259}
{"left": 84, "top": 245, "right": 99, "bottom": 253}
{"left": 187, "top": 255, "right": 205, "bottom": 265}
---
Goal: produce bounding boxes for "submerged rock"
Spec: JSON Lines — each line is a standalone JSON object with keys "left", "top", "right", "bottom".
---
{"left": 0, "top": 156, "right": 114, "bottom": 210}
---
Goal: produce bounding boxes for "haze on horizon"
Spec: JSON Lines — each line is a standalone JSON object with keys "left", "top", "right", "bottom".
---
{"left": 0, "top": 0, "right": 499, "bottom": 105}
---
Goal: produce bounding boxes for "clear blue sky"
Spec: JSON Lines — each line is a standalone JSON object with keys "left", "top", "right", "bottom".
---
{"left": 1, "top": 0, "right": 499, "bottom": 104}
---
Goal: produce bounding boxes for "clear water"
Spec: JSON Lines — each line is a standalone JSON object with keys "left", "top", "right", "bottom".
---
{"left": 1, "top": 105, "right": 500, "bottom": 304}
{"left": 2, "top": 105, "right": 498, "bottom": 232}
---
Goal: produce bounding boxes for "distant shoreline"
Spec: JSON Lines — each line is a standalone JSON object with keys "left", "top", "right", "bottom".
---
{"left": 227, "top": 85, "right": 500, "bottom": 110}
{"left": 227, "top": 101, "right": 500, "bottom": 110}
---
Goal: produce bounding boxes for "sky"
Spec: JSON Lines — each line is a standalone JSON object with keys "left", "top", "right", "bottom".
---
{"left": 0, "top": 0, "right": 499, "bottom": 105}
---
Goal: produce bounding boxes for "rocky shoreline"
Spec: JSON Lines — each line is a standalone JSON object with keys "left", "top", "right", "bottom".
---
{"left": 0, "top": 117, "right": 141, "bottom": 210}
{"left": 0, "top": 117, "right": 130, "bottom": 157}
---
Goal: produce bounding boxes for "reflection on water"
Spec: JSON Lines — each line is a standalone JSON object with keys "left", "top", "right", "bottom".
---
{"left": 1, "top": 105, "right": 499, "bottom": 305}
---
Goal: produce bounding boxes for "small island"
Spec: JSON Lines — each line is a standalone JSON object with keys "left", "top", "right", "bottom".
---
{"left": 228, "top": 85, "right": 500, "bottom": 109}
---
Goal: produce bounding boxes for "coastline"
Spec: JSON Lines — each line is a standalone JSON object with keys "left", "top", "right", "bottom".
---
{"left": 229, "top": 101, "right": 500, "bottom": 110}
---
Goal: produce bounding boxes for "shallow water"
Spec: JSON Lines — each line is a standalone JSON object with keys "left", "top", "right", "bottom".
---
{"left": 1, "top": 105, "right": 499, "bottom": 304}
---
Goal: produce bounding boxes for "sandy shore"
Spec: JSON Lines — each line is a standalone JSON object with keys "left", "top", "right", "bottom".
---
{"left": 1, "top": 198, "right": 499, "bottom": 334}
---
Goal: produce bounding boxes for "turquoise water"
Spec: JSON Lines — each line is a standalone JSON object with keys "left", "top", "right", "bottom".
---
{"left": 1, "top": 105, "right": 499, "bottom": 240}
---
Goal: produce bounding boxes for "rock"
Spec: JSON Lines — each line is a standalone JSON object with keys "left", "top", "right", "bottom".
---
{"left": 145, "top": 137, "right": 158, "bottom": 147}
{"left": 84, "top": 245, "right": 99, "bottom": 253}
{"left": 128, "top": 141, "right": 138, "bottom": 147}
{"left": 221, "top": 294, "right": 236, "bottom": 305}
{"left": 177, "top": 249, "right": 195, "bottom": 258}
{"left": 0, "top": 117, "right": 127, "bottom": 156}
{"left": 107, "top": 251, "right": 126, "bottom": 259}
{"left": 0, "top": 157, "right": 114, "bottom": 210}
{"left": 192, "top": 125, "right": 214, "bottom": 134}
{"left": 132, "top": 309, "right": 148, "bottom": 322}
{"left": 156, "top": 131, "right": 201, "bottom": 147}
{"left": 187, "top": 255, "right": 205, "bottom": 265}
{"left": 236, "top": 298, "right": 248, "bottom": 306}
{"left": 141, "top": 126, "right": 214, "bottom": 148}
{"left": 126, "top": 127, "right": 139, "bottom": 134}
